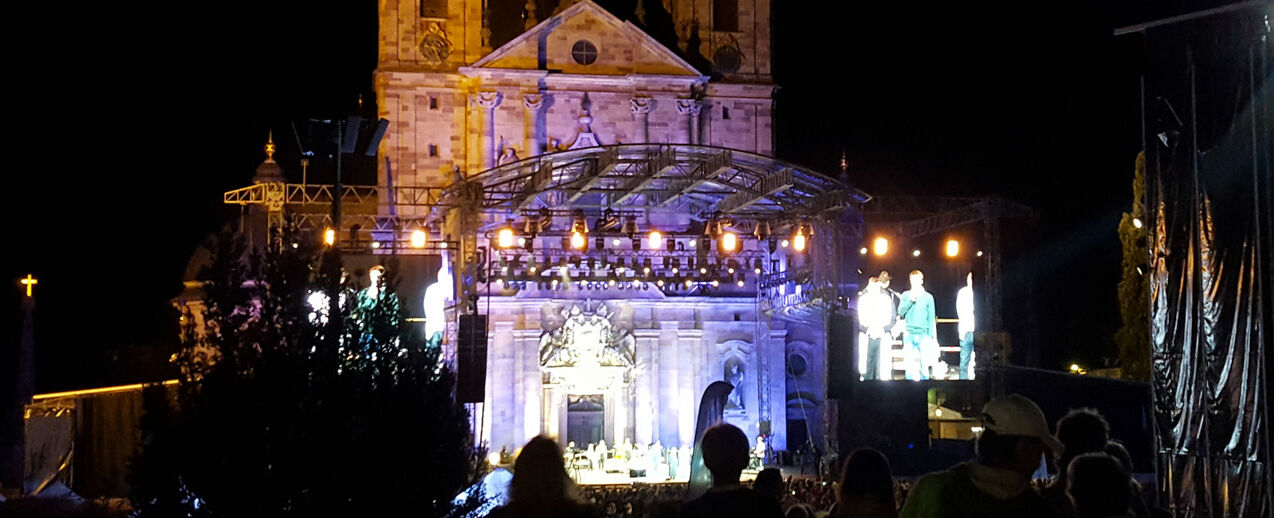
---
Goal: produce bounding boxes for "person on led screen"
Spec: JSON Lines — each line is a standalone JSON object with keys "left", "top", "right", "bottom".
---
{"left": 897, "top": 270, "right": 937, "bottom": 380}
{"left": 424, "top": 257, "right": 454, "bottom": 347}
{"left": 858, "top": 276, "right": 894, "bottom": 380}
{"left": 956, "top": 272, "right": 976, "bottom": 380}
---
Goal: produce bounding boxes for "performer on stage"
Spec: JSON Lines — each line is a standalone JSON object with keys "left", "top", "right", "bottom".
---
{"left": 956, "top": 272, "right": 976, "bottom": 380}
{"left": 858, "top": 276, "right": 895, "bottom": 380}
{"left": 897, "top": 270, "right": 937, "bottom": 380}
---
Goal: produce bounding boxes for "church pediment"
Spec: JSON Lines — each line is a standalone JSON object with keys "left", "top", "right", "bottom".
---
{"left": 470, "top": 0, "right": 701, "bottom": 77}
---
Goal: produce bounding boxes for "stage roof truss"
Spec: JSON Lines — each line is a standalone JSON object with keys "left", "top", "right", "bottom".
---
{"left": 464, "top": 144, "right": 869, "bottom": 218}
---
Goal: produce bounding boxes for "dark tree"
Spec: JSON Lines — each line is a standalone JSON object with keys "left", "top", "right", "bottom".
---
{"left": 132, "top": 224, "right": 477, "bottom": 516}
{"left": 1115, "top": 152, "right": 1150, "bottom": 380}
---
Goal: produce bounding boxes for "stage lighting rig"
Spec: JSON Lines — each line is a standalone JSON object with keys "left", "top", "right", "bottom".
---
{"left": 498, "top": 220, "right": 515, "bottom": 248}
{"left": 873, "top": 237, "right": 888, "bottom": 256}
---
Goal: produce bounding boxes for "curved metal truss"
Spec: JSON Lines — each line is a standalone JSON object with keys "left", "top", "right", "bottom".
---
{"left": 468, "top": 144, "right": 870, "bottom": 220}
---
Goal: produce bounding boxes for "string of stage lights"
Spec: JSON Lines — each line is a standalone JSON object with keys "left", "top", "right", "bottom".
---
{"left": 484, "top": 209, "right": 814, "bottom": 294}
{"left": 857, "top": 236, "right": 983, "bottom": 259}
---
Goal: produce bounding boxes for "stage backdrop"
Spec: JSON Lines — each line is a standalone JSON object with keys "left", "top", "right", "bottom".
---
{"left": 1142, "top": 11, "right": 1270, "bottom": 517}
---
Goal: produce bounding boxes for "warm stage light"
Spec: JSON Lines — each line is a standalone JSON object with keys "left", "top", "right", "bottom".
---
{"left": 488, "top": 452, "right": 501, "bottom": 465}
{"left": 371, "top": 241, "right": 381, "bottom": 249}
{"left": 685, "top": 279, "right": 693, "bottom": 287}
{"left": 410, "top": 229, "right": 427, "bottom": 248}
{"left": 612, "top": 238, "right": 621, "bottom": 247}
{"left": 1132, "top": 218, "right": 1143, "bottom": 229}
{"left": 780, "top": 239, "right": 790, "bottom": 248}
{"left": 497, "top": 222, "right": 515, "bottom": 248}
{"left": 860, "top": 247, "right": 868, "bottom": 255}
{"left": 945, "top": 239, "right": 959, "bottom": 257}
{"left": 737, "top": 279, "right": 745, "bottom": 287}
{"left": 912, "top": 249, "right": 921, "bottom": 257}
{"left": 977, "top": 250, "right": 984, "bottom": 257}
{"left": 792, "top": 226, "right": 807, "bottom": 253}
{"left": 570, "top": 231, "right": 586, "bottom": 250}
{"left": 648, "top": 230, "right": 662, "bottom": 249}
{"left": 720, "top": 231, "right": 738, "bottom": 253}
{"left": 323, "top": 228, "right": 336, "bottom": 246}
{"left": 873, "top": 237, "right": 888, "bottom": 256}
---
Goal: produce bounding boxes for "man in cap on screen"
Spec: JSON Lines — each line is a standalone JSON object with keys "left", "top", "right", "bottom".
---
{"left": 900, "top": 394, "right": 1062, "bottom": 517}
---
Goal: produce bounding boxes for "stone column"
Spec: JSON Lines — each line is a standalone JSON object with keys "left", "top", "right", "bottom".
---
{"left": 676, "top": 99, "right": 700, "bottom": 145}
{"left": 631, "top": 97, "right": 653, "bottom": 144}
{"left": 473, "top": 91, "right": 502, "bottom": 170}
{"left": 634, "top": 334, "right": 657, "bottom": 445}
{"left": 523, "top": 93, "right": 544, "bottom": 156}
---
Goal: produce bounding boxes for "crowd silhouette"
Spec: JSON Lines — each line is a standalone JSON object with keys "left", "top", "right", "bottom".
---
{"left": 486, "top": 394, "right": 1165, "bottom": 518}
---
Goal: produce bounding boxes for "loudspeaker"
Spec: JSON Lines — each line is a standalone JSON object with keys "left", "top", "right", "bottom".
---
{"left": 456, "top": 314, "right": 488, "bottom": 403}
{"left": 826, "top": 312, "right": 857, "bottom": 399}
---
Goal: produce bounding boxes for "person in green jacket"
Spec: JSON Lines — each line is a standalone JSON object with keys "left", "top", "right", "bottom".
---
{"left": 900, "top": 394, "right": 1063, "bottom": 518}
{"left": 896, "top": 270, "right": 937, "bottom": 380}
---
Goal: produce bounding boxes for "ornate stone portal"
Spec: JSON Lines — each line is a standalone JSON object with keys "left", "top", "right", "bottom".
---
{"left": 539, "top": 303, "right": 636, "bottom": 448}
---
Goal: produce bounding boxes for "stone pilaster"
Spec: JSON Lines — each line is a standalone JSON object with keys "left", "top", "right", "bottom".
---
{"left": 523, "top": 93, "right": 544, "bottom": 156}
{"left": 472, "top": 91, "right": 502, "bottom": 170}
{"left": 631, "top": 97, "right": 653, "bottom": 144}
{"left": 676, "top": 99, "right": 701, "bottom": 145}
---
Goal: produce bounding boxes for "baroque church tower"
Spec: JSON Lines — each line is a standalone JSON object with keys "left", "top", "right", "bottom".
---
{"left": 375, "top": 0, "right": 774, "bottom": 187}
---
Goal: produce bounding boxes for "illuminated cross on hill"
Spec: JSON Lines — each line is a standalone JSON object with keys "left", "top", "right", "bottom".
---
{"left": 20, "top": 274, "right": 37, "bottom": 297}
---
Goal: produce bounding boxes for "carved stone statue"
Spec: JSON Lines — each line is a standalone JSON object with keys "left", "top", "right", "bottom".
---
{"left": 725, "top": 359, "right": 745, "bottom": 410}
{"left": 539, "top": 303, "right": 635, "bottom": 369}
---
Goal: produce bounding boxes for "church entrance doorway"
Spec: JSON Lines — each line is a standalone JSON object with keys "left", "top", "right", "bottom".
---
{"left": 567, "top": 394, "right": 604, "bottom": 448}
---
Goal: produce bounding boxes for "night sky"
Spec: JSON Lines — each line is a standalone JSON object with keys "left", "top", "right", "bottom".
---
{"left": 7, "top": 0, "right": 1202, "bottom": 392}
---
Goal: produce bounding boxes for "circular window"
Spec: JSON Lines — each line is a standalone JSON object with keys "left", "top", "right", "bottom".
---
{"left": 787, "top": 354, "right": 808, "bottom": 377}
{"left": 571, "top": 40, "right": 598, "bottom": 65}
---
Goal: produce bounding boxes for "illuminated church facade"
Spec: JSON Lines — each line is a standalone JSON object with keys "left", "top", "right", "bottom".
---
{"left": 375, "top": 0, "right": 834, "bottom": 454}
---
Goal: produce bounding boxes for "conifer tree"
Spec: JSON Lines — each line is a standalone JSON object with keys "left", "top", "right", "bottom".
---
{"left": 133, "top": 223, "right": 478, "bottom": 516}
{"left": 1115, "top": 152, "right": 1150, "bottom": 380}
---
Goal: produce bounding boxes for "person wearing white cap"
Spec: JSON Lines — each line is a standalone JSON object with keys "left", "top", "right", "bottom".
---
{"left": 900, "top": 394, "right": 1063, "bottom": 518}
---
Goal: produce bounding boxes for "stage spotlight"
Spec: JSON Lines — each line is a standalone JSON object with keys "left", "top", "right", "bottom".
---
{"left": 497, "top": 220, "right": 515, "bottom": 248}
{"left": 571, "top": 231, "right": 587, "bottom": 250}
{"left": 685, "top": 279, "right": 693, "bottom": 287}
{"left": 912, "top": 249, "right": 921, "bottom": 257}
{"left": 551, "top": 279, "right": 559, "bottom": 288}
{"left": 571, "top": 209, "right": 589, "bottom": 234}
{"left": 410, "top": 228, "right": 428, "bottom": 248}
{"left": 711, "top": 280, "right": 720, "bottom": 287}
{"left": 647, "top": 230, "right": 661, "bottom": 249}
{"left": 792, "top": 232, "right": 807, "bottom": 253}
{"left": 754, "top": 220, "right": 772, "bottom": 241}
{"left": 371, "top": 241, "right": 381, "bottom": 249}
{"left": 780, "top": 239, "right": 790, "bottom": 248}
{"left": 609, "top": 279, "right": 617, "bottom": 287}
{"left": 860, "top": 247, "right": 868, "bottom": 255}
{"left": 657, "top": 279, "right": 665, "bottom": 287}
{"left": 1133, "top": 218, "right": 1143, "bottom": 229}
{"left": 945, "top": 239, "right": 959, "bottom": 257}
{"left": 611, "top": 238, "right": 621, "bottom": 247}
{"left": 622, "top": 216, "right": 638, "bottom": 238}
{"left": 737, "top": 279, "right": 745, "bottom": 287}
{"left": 643, "top": 258, "right": 653, "bottom": 274}
{"left": 720, "top": 231, "right": 738, "bottom": 253}
{"left": 324, "top": 228, "right": 336, "bottom": 246}
{"left": 873, "top": 237, "right": 888, "bottom": 256}
{"left": 753, "top": 259, "right": 763, "bottom": 274}
{"left": 700, "top": 267, "right": 708, "bottom": 275}
{"left": 977, "top": 250, "right": 984, "bottom": 257}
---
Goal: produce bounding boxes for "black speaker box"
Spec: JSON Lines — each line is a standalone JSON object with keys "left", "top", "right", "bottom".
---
{"left": 456, "top": 314, "right": 488, "bottom": 403}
